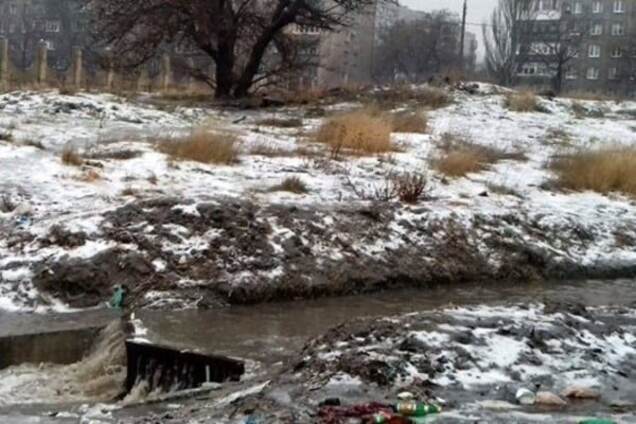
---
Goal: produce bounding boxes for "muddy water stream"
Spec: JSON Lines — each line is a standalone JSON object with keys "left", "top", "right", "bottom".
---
{"left": 1, "top": 278, "right": 636, "bottom": 423}
{"left": 137, "top": 278, "right": 636, "bottom": 365}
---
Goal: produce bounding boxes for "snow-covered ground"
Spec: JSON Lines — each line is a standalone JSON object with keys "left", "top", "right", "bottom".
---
{"left": 1, "top": 85, "right": 636, "bottom": 312}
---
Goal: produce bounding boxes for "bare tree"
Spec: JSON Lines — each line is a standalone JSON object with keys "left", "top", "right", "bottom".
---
{"left": 525, "top": 13, "right": 589, "bottom": 94}
{"left": 87, "top": 0, "right": 393, "bottom": 99}
{"left": 374, "top": 11, "right": 461, "bottom": 84}
{"left": 482, "top": 0, "right": 536, "bottom": 86}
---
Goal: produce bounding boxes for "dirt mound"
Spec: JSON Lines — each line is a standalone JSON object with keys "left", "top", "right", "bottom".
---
{"left": 32, "top": 249, "right": 154, "bottom": 308}
{"left": 23, "top": 197, "right": 636, "bottom": 310}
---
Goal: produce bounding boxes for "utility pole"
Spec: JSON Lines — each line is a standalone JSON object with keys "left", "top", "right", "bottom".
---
{"left": 459, "top": 0, "right": 467, "bottom": 72}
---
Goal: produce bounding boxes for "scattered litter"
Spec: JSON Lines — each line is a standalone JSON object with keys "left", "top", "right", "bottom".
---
{"left": 109, "top": 285, "right": 126, "bottom": 309}
{"left": 562, "top": 385, "right": 601, "bottom": 399}
{"left": 535, "top": 391, "right": 567, "bottom": 406}
{"left": 515, "top": 388, "right": 536, "bottom": 405}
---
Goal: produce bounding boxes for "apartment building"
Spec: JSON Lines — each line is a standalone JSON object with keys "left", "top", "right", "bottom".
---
{"left": 517, "top": 0, "right": 636, "bottom": 96}
{"left": 0, "top": 0, "right": 90, "bottom": 72}
{"left": 303, "top": 2, "right": 476, "bottom": 88}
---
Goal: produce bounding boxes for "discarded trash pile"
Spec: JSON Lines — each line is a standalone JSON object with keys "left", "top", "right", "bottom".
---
{"left": 318, "top": 395, "right": 441, "bottom": 424}
{"left": 223, "top": 303, "right": 635, "bottom": 423}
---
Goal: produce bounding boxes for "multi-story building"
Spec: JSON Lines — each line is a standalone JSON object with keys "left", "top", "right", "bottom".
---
{"left": 308, "top": 2, "right": 475, "bottom": 88}
{"left": 0, "top": 0, "right": 90, "bottom": 72}
{"left": 517, "top": 0, "right": 636, "bottom": 96}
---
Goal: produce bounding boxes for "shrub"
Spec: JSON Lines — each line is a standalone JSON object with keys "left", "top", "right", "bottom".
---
{"left": 550, "top": 148, "right": 636, "bottom": 196}
{"left": 315, "top": 111, "right": 394, "bottom": 158}
{"left": 344, "top": 172, "right": 427, "bottom": 203}
{"left": 394, "top": 172, "right": 428, "bottom": 203}
{"left": 270, "top": 176, "right": 308, "bottom": 194}
{"left": 505, "top": 91, "right": 539, "bottom": 112}
{"left": 434, "top": 133, "right": 525, "bottom": 178}
{"left": 61, "top": 147, "right": 83, "bottom": 166}
{"left": 390, "top": 111, "right": 428, "bottom": 134}
{"left": 158, "top": 130, "right": 239, "bottom": 165}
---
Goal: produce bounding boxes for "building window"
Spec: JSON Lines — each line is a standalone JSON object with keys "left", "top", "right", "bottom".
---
{"left": 45, "top": 20, "right": 61, "bottom": 33}
{"left": 539, "top": 0, "right": 559, "bottom": 10}
{"left": 573, "top": 1, "right": 583, "bottom": 14}
{"left": 9, "top": 3, "right": 17, "bottom": 15}
{"left": 591, "top": 23, "right": 603, "bottom": 35}
{"left": 609, "top": 68, "right": 618, "bottom": 80}
{"left": 519, "top": 62, "right": 549, "bottom": 76}
{"left": 531, "top": 43, "right": 553, "bottom": 55}
{"left": 566, "top": 68, "right": 578, "bottom": 79}
{"left": 588, "top": 44, "right": 601, "bottom": 58}
{"left": 613, "top": 0, "right": 625, "bottom": 13}
{"left": 611, "top": 47, "right": 623, "bottom": 57}
{"left": 611, "top": 23, "right": 625, "bottom": 36}
{"left": 592, "top": 1, "right": 603, "bottom": 13}
{"left": 587, "top": 67, "right": 599, "bottom": 80}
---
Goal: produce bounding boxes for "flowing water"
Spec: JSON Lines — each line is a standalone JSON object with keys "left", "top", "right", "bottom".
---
{"left": 0, "top": 278, "right": 635, "bottom": 423}
{"left": 136, "top": 278, "right": 636, "bottom": 365}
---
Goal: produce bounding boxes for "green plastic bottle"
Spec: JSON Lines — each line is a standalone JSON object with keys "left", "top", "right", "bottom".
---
{"left": 394, "top": 401, "right": 442, "bottom": 416}
{"left": 579, "top": 420, "right": 616, "bottom": 424}
{"left": 109, "top": 286, "right": 125, "bottom": 309}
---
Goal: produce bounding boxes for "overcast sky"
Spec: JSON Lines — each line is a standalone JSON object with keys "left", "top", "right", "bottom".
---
{"left": 401, "top": 0, "right": 499, "bottom": 59}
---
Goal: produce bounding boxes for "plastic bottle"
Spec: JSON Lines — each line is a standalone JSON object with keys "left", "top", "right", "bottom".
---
{"left": 394, "top": 401, "right": 441, "bottom": 416}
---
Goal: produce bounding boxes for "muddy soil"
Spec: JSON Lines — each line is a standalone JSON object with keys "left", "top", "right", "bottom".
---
{"left": 27, "top": 197, "right": 636, "bottom": 309}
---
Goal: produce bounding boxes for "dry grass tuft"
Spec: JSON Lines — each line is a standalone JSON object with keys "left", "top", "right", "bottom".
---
{"left": 563, "top": 90, "right": 623, "bottom": 102}
{"left": 505, "top": 91, "right": 539, "bottom": 112}
{"left": 257, "top": 117, "right": 304, "bottom": 128}
{"left": 434, "top": 150, "right": 489, "bottom": 178}
{"left": 61, "top": 147, "right": 84, "bottom": 166}
{"left": 86, "top": 149, "right": 143, "bottom": 160}
{"left": 270, "top": 176, "right": 308, "bottom": 194}
{"left": 315, "top": 110, "right": 394, "bottom": 158}
{"left": 22, "top": 139, "right": 45, "bottom": 150}
{"left": 58, "top": 86, "right": 78, "bottom": 96}
{"left": 74, "top": 169, "right": 102, "bottom": 182}
{"left": 375, "top": 86, "right": 451, "bottom": 109}
{"left": 550, "top": 148, "right": 636, "bottom": 196}
{"left": 390, "top": 111, "right": 428, "bottom": 133}
{"left": 434, "top": 133, "right": 525, "bottom": 178}
{"left": 248, "top": 143, "right": 295, "bottom": 157}
{"left": 121, "top": 186, "right": 138, "bottom": 197}
{"left": 0, "top": 194, "right": 17, "bottom": 213}
{"left": 0, "top": 130, "right": 13, "bottom": 142}
{"left": 158, "top": 130, "right": 239, "bottom": 165}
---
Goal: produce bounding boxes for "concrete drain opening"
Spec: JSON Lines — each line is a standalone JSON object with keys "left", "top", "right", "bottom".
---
{"left": 0, "top": 319, "right": 245, "bottom": 404}
{"left": 125, "top": 340, "right": 245, "bottom": 395}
